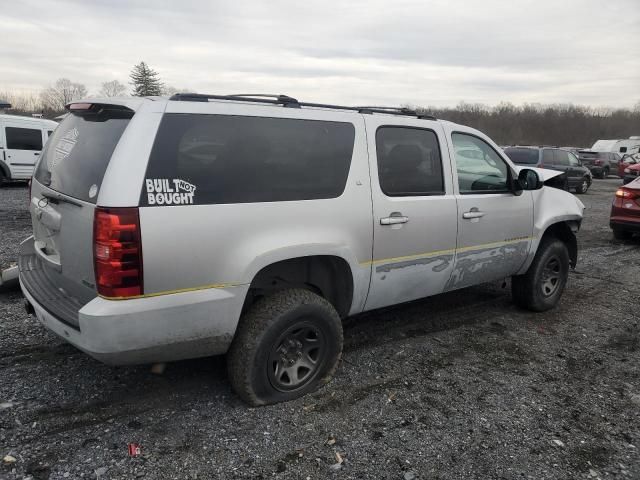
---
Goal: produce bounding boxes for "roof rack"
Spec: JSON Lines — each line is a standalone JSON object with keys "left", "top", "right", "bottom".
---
{"left": 169, "top": 93, "right": 437, "bottom": 120}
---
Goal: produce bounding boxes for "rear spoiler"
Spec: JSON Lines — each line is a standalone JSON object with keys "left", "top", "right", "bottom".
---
{"left": 65, "top": 102, "right": 135, "bottom": 120}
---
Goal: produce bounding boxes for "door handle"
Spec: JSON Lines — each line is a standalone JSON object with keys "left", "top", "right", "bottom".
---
{"left": 462, "top": 210, "right": 485, "bottom": 219}
{"left": 380, "top": 215, "right": 409, "bottom": 225}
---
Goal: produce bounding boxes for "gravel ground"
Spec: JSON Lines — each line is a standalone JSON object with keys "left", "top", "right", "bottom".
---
{"left": 0, "top": 179, "right": 638, "bottom": 480}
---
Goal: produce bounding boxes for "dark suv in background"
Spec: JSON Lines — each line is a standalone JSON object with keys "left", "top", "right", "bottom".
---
{"left": 577, "top": 150, "right": 621, "bottom": 179}
{"left": 504, "top": 146, "right": 592, "bottom": 194}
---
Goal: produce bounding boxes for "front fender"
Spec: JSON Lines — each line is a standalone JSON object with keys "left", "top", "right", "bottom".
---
{"left": 516, "top": 186, "right": 584, "bottom": 274}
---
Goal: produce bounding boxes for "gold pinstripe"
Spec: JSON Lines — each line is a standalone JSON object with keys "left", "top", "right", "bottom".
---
{"left": 102, "top": 236, "right": 533, "bottom": 300}
{"left": 99, "top": 282, "right": 244, "bottom": 301}
{"left": 360, "top": 236, "right": 533, "bottom": 267}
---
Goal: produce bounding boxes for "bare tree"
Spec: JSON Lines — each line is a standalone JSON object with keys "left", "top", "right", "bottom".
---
{"left": 99, "top": 80, "right": 127, "bottom": 97}
{"left": 0, "top": 90, "right": 43, "bottom": 113}
{"left": 40, "top": 78, "right": 87, "bottom": 112}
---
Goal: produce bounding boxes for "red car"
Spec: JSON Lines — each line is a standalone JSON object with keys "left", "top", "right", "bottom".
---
{"left": 618, "top": 153, "right": 640, "bottom": 179}
{"left": 610, "top": 178, "right": 640, "bottom": 239}
{"left": 621, "top": 155, "right": 640, "bottom": 184}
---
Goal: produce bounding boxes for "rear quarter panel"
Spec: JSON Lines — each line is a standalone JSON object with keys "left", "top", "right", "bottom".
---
{"left": 138, "top": 102, "right": 374, "bottom": 316}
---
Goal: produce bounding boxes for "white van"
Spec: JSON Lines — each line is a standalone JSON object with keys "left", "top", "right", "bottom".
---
{"left": 591, "top": 137, "right": 640, "bottom": 156}
{"left": 0, "top": 114, "right": 58, "bottom": 185}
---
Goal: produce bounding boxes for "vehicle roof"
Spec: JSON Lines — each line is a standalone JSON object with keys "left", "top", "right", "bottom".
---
{"left": 71, "top": 94, "right": 497, "bottom": 142}
{"left": 0, "top": 113, "right": 58, "bottom": 126}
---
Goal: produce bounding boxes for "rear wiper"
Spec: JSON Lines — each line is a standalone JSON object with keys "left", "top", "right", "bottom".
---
{"left": 41, "top": 191, "right": 83, "bottom": 207}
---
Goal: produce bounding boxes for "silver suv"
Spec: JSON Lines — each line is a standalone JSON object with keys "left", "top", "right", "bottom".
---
{"left": 19, "top": 94, "right": 584, "bottom": 405}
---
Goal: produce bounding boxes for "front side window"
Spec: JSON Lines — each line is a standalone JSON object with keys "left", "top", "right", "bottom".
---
{"left": 142, "top": 114, "right": 355, "bottom": 205}
{"left": 452, "top": 133, "right": 509, "bottom": 193}
{"left": 567, "top": 152, "right": 580, "bottom": 166}
{"left": 6, "top": 127, "right": 42, "bottom": 151}
{"left": 376, "top": 127, "right": 444, "bottom": 196}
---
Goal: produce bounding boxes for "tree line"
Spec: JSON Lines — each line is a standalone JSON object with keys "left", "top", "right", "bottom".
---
{"left": 414, "top": 102, "right": 640, "bottom": 148}
{"left": 1, "top": 61, "right": 638, "bottom": 147}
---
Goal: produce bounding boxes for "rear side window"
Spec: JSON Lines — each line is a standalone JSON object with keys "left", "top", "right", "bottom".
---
{"left": 553, "top": 150, "right": 570, "bottom": 166}
{"left": 504, "top": 148, "right": 539, "bottom": 165}
{"left": 376, "top": 127, "right": 444, "bottom": 196}
{"left": 542, "top": 149, "right": 554, "bottom": 164}
{"left": 35, "top": 113, "right": 131, "bottom": 203}
{"left": 6, "top": 127, "right": 42, "bottom": 151}
{"left": 142, "top": 114, "right": 355, "bottom": 205}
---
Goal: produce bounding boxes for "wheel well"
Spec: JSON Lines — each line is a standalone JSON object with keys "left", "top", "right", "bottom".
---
{"left": 0, "top": 161, "right": 9, "bottom": 179}
{"left": 541, "top": 221, "right": 579, "bottom": 267}
{"left": 245, "top": 256, "right": 354, "bottom": 318}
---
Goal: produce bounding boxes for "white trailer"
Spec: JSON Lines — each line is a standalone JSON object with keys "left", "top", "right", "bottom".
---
{"left": 591, "top": 136, "right": 640, "bottom": 156}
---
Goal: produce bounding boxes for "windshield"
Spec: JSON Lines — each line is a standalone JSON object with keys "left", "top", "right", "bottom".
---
{"left": 504, "top": 148, "right": 539, "bottom": 165}
{"left": 34, "top": 112, "right": 131, "bottom": 203}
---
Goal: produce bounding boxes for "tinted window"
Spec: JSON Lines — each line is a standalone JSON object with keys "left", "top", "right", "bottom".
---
{"left": 376, "top": 127, "right": 444, "bottom": 196}
{"left": 452, "top": 133, "right": 509, "bottom": 193}
{"left": 35, "top": 113, "right": 131, "bottom": 203}
{"left": 6, "top": 127, "right": 42, "bottom": 150}
{"left": 504, "top": 148, "right": 539, "bottom": 165}
{"left": 542, "top": 149, "right": 555, "bottom": 164}
{"left": 47, "top": 130, "right": 54, "bottom": 137}
{"left": 567, "top": 152, "right": 580, "bottom": 166}
{"left": 578, "top": 151, "right": 597, "bottom": 160}
{"left": 620, "top": 147, "right": 627, "bottom": 153}
{"left": 142, "top": 114, "right": 355, "bottom": 205}
{"left": 553, "top": 150, "right": 570, "bottom": 166}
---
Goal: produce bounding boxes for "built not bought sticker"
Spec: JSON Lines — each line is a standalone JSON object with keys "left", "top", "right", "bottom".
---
{"left": 146, "top": 179, "right": 196, "bottom": 205}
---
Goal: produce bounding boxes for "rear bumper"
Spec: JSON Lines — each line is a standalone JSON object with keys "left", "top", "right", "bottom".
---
{"left": 610, "top": 219, "right": 640, "bottom": 232}
{"left": 586, "top": 166, "right": 605, "bottom": 175}
{"left": 19, "top": 237, "right": 248, "bottom": 365}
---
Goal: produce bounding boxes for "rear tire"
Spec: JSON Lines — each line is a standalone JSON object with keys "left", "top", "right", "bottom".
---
{"left": 603, "top": 167, "right": 610, "bottom": 178}
{"left": 612, "top": 228, "right": 632, "bottom": 240}
{"left": 512, "top": 237, "right": 570, "bottom": 312}
{"left": 575, "top": 177, "right": 590, "bottom": 194}
{"left": 0, "top": 170, "right": 6, "bottom": 188}
{"left": 227, "top": 289, "right": 343, "bottom": 406}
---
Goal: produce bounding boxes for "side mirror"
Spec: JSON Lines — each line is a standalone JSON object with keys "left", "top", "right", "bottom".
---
{"left": 514, "top": 168, "right": 543, "bottom": 193}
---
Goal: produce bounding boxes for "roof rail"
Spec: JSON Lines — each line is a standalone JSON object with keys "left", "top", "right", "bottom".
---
{"left": 169, "top": 93, "right": 437, "bottom": 120}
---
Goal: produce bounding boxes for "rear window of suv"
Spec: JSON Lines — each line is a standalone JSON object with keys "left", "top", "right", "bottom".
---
{"left": 34, "top": 112, "right": 131, "bottom": 203}
{"left": 141, "top": 114, "right": 355, "bottom": 206}
{"left": 504, "top": 148, "right": 539, "bottom": 165}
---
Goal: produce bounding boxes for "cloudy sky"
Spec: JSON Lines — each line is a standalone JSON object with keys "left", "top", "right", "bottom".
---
{"left": 1, "top": 0, "right": 638, "bottom": 108}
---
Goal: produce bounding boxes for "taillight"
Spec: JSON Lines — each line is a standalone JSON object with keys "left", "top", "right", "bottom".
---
{"left": 615, "top": 189, "right": 638, "bottom": 199}
{"left": 93, "top": 207, "right": 143, "bottom": 298}
{"left": 594, "top": 159, "right": 603, "bottom": 165}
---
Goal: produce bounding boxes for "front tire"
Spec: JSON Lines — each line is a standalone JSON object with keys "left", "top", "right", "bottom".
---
{"left": 612, "top": 228, "right": 632, "bottom": 240}
{"left": 0, "top": 170, "right": 6, "bottom": 188}
{"left": 512, "top": 238, "right": 570, "bottom": 312}
{"left": 227, "top": 289, "right": 343, "bottom": 406}
{"left": 575, "top": 177, "right": 590, "bottom": 194}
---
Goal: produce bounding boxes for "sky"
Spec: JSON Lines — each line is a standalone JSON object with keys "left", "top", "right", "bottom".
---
{"left": 1, "top": 0, "right": 639, "bottom": 108}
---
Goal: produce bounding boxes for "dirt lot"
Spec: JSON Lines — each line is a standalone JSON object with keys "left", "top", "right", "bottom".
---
{"left": 1, "top": 179, "right": 638, "bottom": 480}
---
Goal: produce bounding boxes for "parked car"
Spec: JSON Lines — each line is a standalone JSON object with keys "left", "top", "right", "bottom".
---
{"left": 0, "top": 114, "right": 58, "bottom": 186}
{"left": 610, "top": 177, "right": 640, "bottom": 239}
{"left": 20, "top": 94, "right": 585, "bottom": 405}
{"left": 619, "top": 152, "right": 640, "bottom": 179}
{"left": 504, "top": 146, "right": 592, "bottom": 194}
{"left": 622, "top": 161, "right": 640, "bottom": 185}
{"left": 577, "top": 150, "right": 621, "bottom": 179}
